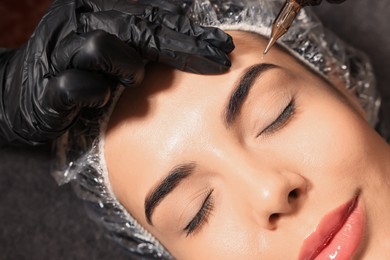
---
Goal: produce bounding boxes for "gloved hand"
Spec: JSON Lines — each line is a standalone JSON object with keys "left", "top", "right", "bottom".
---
{"left": 299, "top": 0, "right": 346, "bottom": 6}
{"left": 0, "top": 0, "right": 234, "bottom": 146}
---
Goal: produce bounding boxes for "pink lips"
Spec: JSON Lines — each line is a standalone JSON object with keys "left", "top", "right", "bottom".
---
{"left": 298, "top": 195, "right": 365, "bottom": 260}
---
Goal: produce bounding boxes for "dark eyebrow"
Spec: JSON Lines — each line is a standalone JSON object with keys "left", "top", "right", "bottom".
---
{"left": 225, "top": 63, "right": 278, "bottom": 127}
{"left": 145, "top": 162, "right": 197, "bottom": 225}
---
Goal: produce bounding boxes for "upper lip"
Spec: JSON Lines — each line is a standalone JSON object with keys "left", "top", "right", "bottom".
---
{"left": 298, "top": 193, "right": 360, "bottom": 260}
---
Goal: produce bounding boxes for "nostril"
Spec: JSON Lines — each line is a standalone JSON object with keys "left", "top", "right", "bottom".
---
{"left": 288, "top": 188, "right": 300, "bottom": 203}
{"left": 269, "top": 213, "right": 279, "bottom": 225}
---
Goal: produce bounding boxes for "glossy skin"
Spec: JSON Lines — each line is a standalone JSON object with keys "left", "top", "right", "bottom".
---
{"left": 104, "top": 31, "right": 390, "bottom": 259}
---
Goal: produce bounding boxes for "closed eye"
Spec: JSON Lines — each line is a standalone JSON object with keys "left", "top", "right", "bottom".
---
{"left": 184, "top": 189, "right": 214, "bottom": 236}
{"left": 257, "top": 98, "right": 296, "bottom": 137}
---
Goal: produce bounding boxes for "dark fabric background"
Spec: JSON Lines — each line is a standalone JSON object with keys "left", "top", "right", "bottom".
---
{"left": 0, "top": 1, "right": 389, "bottom": 259}
{"left": 0, "top": 0, "right": 52, "bottom": 48}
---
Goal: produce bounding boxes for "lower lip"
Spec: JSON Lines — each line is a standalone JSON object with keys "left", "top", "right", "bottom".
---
{"left": 300, "top": 196, "right": 365, "bottom": 260}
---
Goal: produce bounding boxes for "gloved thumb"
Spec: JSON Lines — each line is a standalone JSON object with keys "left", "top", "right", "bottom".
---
{"left": 42, "top": 69, "right": 114, "bottom": 112}
{"left": 51, "top": 30, "right": 145, "bottom": 87}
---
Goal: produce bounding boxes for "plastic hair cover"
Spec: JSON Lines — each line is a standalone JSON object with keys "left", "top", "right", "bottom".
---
{"left": 52, "top": 0, "right": 381, "bottom": 259}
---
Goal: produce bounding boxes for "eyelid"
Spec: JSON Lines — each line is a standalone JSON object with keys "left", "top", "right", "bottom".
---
{"left": 184, "top": 188, "right": 214, "bottom": 236}
{"left": 257, "top": 98, "right": 296, "bottom": 137}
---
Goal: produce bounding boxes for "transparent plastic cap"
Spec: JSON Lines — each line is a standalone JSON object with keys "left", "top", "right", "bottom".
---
{"left": 52, "top": 0, "right": 381, "bottom": 259}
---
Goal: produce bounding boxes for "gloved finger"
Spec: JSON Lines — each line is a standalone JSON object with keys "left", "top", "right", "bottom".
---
{"left": 152, "top": 10, "right": 234, "bottom": 53}
{"left": 80, "top": 0, "right": 183, "bottom": 15}
{"left": 44, "top": 69, "right": 115, "bottom": 112}
{"left": 51, "top": 30, "right": 145, "bottom": 87}
{"left": 79, "top": 11, "right": 233, "bottom": 74}
{"left": 151, "top": 25, "right": 232, "bottom": 74}
{"left": 79, "top": 6, "right": 234, "bottom": 53}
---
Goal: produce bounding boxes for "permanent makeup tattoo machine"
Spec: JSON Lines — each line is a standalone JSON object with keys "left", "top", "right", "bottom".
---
{"left": 264, "top": 0, "right": 346, "bottom": 54}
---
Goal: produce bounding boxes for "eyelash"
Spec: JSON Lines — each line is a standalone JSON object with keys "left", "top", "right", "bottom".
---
{"left": 184, "top": 189, "right": 214, "bottom": 236}
{"left": 257, "top": 98, "right": 296, "bottom": 137}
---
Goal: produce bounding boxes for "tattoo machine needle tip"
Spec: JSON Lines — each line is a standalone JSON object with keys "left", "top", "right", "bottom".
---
{"left": 264, "top": 0, "right": 302, "bottom": 55}
{"left": 264, "top": 36, "right": 277, "bottom": 55}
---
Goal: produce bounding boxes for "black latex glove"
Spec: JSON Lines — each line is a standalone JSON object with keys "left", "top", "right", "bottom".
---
{"left": 299, "top": 0, "right": 346, "bottom": 6}
{"left": 0, "top": 0, "right": 234, "bottom": 146}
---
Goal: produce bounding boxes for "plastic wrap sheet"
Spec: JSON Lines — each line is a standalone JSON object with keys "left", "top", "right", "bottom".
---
{"left": 53, "top": 88, "right": 173, "bottom": 259}
{"left": 52, "top": 0, "right": 381, "bottom": 259}
{"left": 186, "top": 0, "right": 380, "bottom": 126}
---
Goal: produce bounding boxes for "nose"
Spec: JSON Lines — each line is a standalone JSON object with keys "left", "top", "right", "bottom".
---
{"left": 231, "top": 162, "right": 307, "bottom": 229}
{"left": 253, "top": 171, "right": 307, "bottom": 229}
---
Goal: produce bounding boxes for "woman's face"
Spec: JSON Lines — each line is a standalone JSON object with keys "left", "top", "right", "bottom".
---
{"left": 104, "top": 31, "right": 390, "bottom": 259}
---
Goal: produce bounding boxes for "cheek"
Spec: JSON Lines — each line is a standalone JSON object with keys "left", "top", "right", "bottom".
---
{"left": 282, "top": 89, "right": 369, "bottom": 184}
{"left": 168, "top": 205, "right": 262, "bottom": 260}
